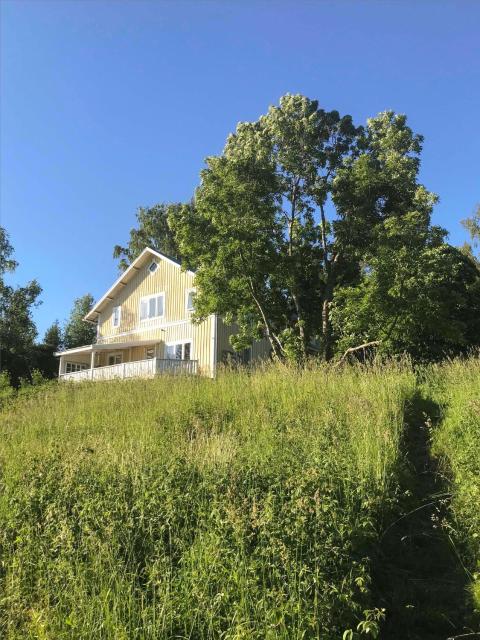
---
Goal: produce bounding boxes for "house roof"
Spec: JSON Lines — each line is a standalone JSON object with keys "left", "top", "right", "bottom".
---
{"left": 84, "top": 247, "right": 195, "bottom": 323}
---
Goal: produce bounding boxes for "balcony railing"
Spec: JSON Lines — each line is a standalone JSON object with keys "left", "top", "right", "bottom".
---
{"left": 60, "top": 357, "right": 198, "bottom": 382}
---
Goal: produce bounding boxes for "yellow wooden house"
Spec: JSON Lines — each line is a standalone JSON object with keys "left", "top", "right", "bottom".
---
{"left": 56, "top": 247, "right": 271, "bottom": 381}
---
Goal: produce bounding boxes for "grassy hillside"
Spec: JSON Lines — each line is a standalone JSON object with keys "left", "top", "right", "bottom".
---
{"left": 0, "top": 364, "right": 415, "bottom": 639}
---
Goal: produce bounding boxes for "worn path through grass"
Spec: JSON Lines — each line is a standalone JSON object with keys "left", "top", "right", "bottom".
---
{"left": 373, "top": 393, "right": 471, "bottom": 639}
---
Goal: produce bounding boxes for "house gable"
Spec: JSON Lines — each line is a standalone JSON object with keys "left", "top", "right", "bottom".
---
{"left": 92, "top": 249, "right": 196, "bottom": 342}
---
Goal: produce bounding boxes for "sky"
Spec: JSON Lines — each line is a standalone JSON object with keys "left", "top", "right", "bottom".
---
{"left": 1, "top": 0, "right": 479, "bottom": 338}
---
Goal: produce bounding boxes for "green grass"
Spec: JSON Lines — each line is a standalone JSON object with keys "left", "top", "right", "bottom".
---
{"left": 428, "top": 357, "right": 480, "bottom": 619}
{"left": 0, "top": 363, "right": 415, "bottom": 639}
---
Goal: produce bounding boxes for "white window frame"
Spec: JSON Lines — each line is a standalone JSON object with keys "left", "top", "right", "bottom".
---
{"left": 65, "top": 361, "right": 89, "bottom": 373}
{"left": 107, "top": 352, "right": 123, "bottom": 366}
{"left": 139, "top": 292, "right": 165, "bottom": 322}
{"left": 185, "top": 288, "right": 196, "bottom": 313}
{"left": 112, "top": 305, "right": 121, "bottom": 328}
{"left": 164, "top": 339, "right": 192, "bottom": 361}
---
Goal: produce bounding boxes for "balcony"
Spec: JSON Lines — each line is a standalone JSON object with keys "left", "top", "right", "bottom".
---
{"left": 59, "top": 357, "right": 198, "bottom": 382}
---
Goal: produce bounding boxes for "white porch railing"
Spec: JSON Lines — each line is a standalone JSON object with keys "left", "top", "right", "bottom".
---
{"left": 60, "top": 358, "right": 198, "bottom": 382}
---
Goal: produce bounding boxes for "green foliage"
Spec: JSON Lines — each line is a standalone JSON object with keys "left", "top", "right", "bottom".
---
{"left": 113, "top": 203, "right": 186, "bottom": 271}
{"left": 0, "top": 227, "right": 42, "bottom": 386}
{"left": 171, "top": 94, "right": 361, "bottom": 361}
{"left": 0, "top": 363, "right": 415, "bottom": 638}
{"left": 0, "top": 227, "right": 18, "bottom": 274}
{"left": 31, "top": 322, "right": 63, "bottom": 379}
{"left": 168, "top": 96, "right": 480, "bottom": 363}
{"left": 461, "top": 203, "right": 480, "bottom": 263}
{"left": 62, "top": 294, "right": 96, "bottom": 349}
{"left": 0, "top": 370, "right": 15, "bottom": 407}
{"left": 42, "top": 321, "right": 62, "bottom": 351}
{"left": 332, "top": 214, "right": 480, "bottom": 360}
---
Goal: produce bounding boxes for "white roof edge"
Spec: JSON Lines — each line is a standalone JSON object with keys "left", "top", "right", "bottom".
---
{"left": 55, "top": 338, "right": 161, "bottom": 357}
{"left": 84, "top": 247, "right": 195, "bottom": 322}
{"left": 54, "top": 345, "right": 93, "bottom": 357}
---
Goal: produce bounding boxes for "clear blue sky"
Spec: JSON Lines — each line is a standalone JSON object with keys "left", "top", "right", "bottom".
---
{"left": 1, "top": 1, "right": 479, "bottom": 338}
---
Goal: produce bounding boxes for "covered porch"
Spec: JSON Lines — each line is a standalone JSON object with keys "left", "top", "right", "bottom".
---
{"left": 56, "top": 340, "right": 197, "bottom": 382}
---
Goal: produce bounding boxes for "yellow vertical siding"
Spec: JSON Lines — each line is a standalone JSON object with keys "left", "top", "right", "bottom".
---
{"left": 91, "top": 254, "right": 270, "bottom": 376}
{"left": 95, "top": 256, "right": 214, "bottom": 375}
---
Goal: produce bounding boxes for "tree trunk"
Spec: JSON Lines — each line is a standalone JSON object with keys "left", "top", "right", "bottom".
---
{"left": 321, "top": 256, "right": 338, "bottom": 361}
{"left": 291, "top": 291, "right": 307, "bottom": 359}
{"left": 319, "top": 202, "right": 336, "bottom": 361}
{"left": 322, "top": 298, "right": 332, "bottom": 361}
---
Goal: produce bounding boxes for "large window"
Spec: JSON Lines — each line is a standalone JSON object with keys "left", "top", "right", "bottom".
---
{"left": 140, "top": 293, "right": 164, "bottom": 321}
{"left": 112, "top": 305, "right": 121, "bottom": 327}
{"left": 165, "top": 341, "right": 191, "bottom": 360}
{"left": 108, "top": 353, "right": 122, "bottom": 366}
{"left": 65, "top": 362, "right": 89, "bottom": 373}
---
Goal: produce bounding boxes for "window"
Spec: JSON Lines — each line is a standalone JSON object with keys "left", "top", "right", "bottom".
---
{"left": 148, "top": 261, "right": 158, "bottom": 274}
{"left": 112, "top": 305, "right": 121, "bottom": 327}
{"left": 165, "top": 341, "right": 191, "bottom": 360}
{"left": 186, "top": 289, "right": 195, "bottom": 312}
{"left": 145, "top": 347, "right": 155, "bottom": 359}
{"left": 108, "top": 353, "right": 122, "bottom": 366}
{"left": 140, "top": 293, "right": 164, "bottom": 321}
{"left": 65, "top": 362, "right": 89, "bottom": 373}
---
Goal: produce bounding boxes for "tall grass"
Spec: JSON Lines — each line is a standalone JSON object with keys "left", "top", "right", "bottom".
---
{"left": 0, "top": 363, "right": 415, "bottom": 639}
{"left": 428, "top": 357, "right": 480, "bottom": 617}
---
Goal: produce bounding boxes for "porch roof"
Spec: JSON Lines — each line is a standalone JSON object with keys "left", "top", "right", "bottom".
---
{"left": 55, "top": 339, "right": 160, "bottom": 358}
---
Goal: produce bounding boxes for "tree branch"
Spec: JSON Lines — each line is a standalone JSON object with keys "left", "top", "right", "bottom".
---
{"left": 334, "top": 341, "right": 381, "bottom": 367}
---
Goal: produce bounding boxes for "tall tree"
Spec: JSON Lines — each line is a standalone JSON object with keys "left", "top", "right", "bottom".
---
{"left": 171, "top": 94, "right": 361, "bottom": 360}
{"left": 113, "top": 203, "right": 186, "bottom": 271}
{"left": 0, "top": 227, "right": 42, "bottom": 385}
{"left": 171, "top": 96, "right": 477, "bottom": 362}
{"left": 43, "top": 320, "right": 63, "bottom": 351}
{"left": 63, "top": 294, "right": 96, "bottom": 349}
{"left": 33, "top": 321, "right": 63, "bottom": 379}
{"left": 461, "top": 203, "right": 480, "bottom": 259}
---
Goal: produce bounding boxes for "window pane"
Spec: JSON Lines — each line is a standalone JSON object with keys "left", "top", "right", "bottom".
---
{"left": 149, "top": 297, "right": 156, "bottom": 318}
{"left": 175, "top": 344, "right": 182, "bottom": 359}
{"left": 184, "top": 342, "right": 191, "bottom": 360}
{"left": 140, "top": 300, "right": 147, "bottom": 320}
{"left": 146, "top": 348, "right": 155, "bottom": 359}
{"left": 166, "top": 345, "right": 175, "bottom": 359}
{"left": 157, "top": 295, "right": 164, "bottom": 316}
{"left": 187, "top": 291, "right": 194, "bottom": 310}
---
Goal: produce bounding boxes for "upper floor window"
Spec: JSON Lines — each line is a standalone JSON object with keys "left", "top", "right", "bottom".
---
{"left": 112, "top": 305, "right": 121, "bottom": 327}
{"left": 140, "top": 293, "right": 164, "bottom": 321}
{"left": 148, "top": 261, "right": 158, "bottom": 274}
{"left": 186, "top": 289, "right": 195, "bottom": 312}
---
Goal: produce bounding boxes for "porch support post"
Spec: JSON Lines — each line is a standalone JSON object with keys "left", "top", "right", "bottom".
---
{"left": 58, "top": 355, "right": 65, "bottom": 377}
{"left": 90, "top": 349, "right": 96, "bottom": 380}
